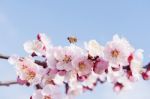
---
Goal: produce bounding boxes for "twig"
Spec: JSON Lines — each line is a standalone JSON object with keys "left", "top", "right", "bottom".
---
{"left": 0, "top": 80, "right": 18, "bottom": 87}
{"left": 0, "top": 53, "right": 9, "bottom": 59}
{"left": 0, "top": 53, "right": 47, "bottom": 68}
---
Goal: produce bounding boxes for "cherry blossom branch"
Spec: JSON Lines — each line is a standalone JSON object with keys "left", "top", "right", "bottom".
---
{"left": 0, "top": 53, "right": 9, "bottom": 59}
{"left": 0, "top": 54, "right": 18, "bottom": 87}
{"left": 1, "top": 34, "right": 150, "bottom": 99}
{"left": 0, "top": 80, "right": 18, "bottom": 87}
{"left": 0, "top": 53, "right": 47, "bottom": 68}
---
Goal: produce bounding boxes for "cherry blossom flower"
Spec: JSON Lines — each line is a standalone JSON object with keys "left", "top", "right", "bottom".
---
{"left": 82, "top": 72, "right": 98, "bottom": 89}
{"left": 53, "top": 74, "right": 65, "bottom": 85}
{"left": 67, "top": 80, "right": 83, "bottom": 97}
{"left": 107, "top": 64, "right": 124, "bottom": 83}
{"left": 54, "top": 46, "right": 74, "bottom": 71}
{"left": 129, "top": 49, "right": 144, "bottom": 81}
{"left": 24, "top": 40, "right": 45, "bottom": 56}
{"left": 104, "top": 35, "right": 134, "bottom": 67}
{"left": 64, "top": 70, "right": 77, "bottom": 83}
{"left": 37, "top": 33, "right": 51, "bottom": 50}
{"left": 24, "top": 33, "right": 51, "bottom": 56}
{"left": 32, "top": 84, "right": 62, "bottom": 99}
{"left": 46, "top": 48, "right": 57, "bottom": 69}
{"left": 72, "top": 56, "right": 93, "bottom": 77}
{"left": 40, "top": 69, "right": 57, "bottom": 87}
{"left": 84, "top": 40, "right": 104, "bottom": 57}
{"left": 51, "top": 44, "right": 85, "bottom": 72}
{"left": 8, "top": 55, "right": 44, "bottom": 84}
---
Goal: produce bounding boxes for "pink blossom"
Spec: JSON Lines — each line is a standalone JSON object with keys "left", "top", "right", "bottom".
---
{"left": 84, "top": 40, "right": 104, "bottom": 57}
{"left": 113, "top": 76, "right": 132, "bottom": 92}
{"left": 82, "top": 72, "right": 98, "bottom": 89}
{"left": 32, "top": 84, "right": 62, "bottom": 99}
{"left": 67, "top": 80, "right": 83, "bottom": 96}
{"left": 24, "top": 33, "right": 51, "bottom": 56}
{"left": 72, "top": 56, "right": 93, "bottom": 76}
{"left": 128, "top": 49, "right": 144, "bottom": 81}
{"left": 37, "top": 33, "right": 51, "bottom": 50}
{"left": 54, "top": 46, "right": 74, "bottom": 71}
{"left": 8, "top": 56, "right": 44, "bottom": 84}
{"left": 54, "top": 45, "right": 85, "bottom": 72}
{"left": 7, "top": 33, "right": 150, "bottom": 98}
{"left": 104, "top": 35, "right": 134, "bottom": 66}
{"left": 24, "top": 40, "right": 45, "bottom": 56}
{"left": 41, "top": 69, "right": 57, "bottom": 86}
{"left": 93, "top": 58, "right": 108, "bottom": 74}
{"left": 46, "top": 48, "right": 57, "bottom": 69}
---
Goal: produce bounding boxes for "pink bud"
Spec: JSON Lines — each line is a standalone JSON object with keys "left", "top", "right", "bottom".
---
{"left": 93, "top": 58, "right": 108, "bottom": 74}
{"left": 113, "top": 82, "right": 124, "bottom": 92}
{"left": 142, "top": 72, "right": 149, "bottom": 80}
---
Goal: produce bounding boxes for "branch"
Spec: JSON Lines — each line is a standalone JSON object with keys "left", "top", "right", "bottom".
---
{"left": 0, "top": 53, "right": 9, "bottom": 59}
{"left": 0, "top": 80, "right": 18, "bottom": 87}
{"left": 0, "top": 53, "right": 47, "bottom": 68}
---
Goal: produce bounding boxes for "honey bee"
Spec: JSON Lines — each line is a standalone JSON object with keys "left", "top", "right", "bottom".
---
{"left": 67, "top": 36, "right": 77, "bottom": 43}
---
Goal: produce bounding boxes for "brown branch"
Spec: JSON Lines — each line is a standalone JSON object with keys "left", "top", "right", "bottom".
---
{"left": 0, "top": 80, "right": 18, "bottom": 87}
{"left": 0, "top": 54, "right": 19, "bottom": 87}
{"left": 0, "top": 53, "right": 9, "bottom": 59}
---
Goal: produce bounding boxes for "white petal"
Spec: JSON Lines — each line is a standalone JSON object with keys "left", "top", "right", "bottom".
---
{"left": 32, "top": 90, "right": 43, "bottom": 99}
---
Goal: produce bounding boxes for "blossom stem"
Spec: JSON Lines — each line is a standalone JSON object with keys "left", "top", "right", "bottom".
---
{"left": 0, "top": 80, "right": 18, "bottom": 87}
{"left": 0, "top": 53, "right": 9, "bottom": 59}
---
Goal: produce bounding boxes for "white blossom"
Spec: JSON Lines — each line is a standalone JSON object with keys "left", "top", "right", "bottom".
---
{"left": 84, "top": 40, "right": 104, "bottom": 57}
{"left": 104, "top": 34, "right": 134, "bottom": 66}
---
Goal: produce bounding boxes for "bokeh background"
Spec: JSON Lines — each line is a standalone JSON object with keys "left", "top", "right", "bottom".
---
{"left": 0, "top": 0, "right": 150, "bottom": 99}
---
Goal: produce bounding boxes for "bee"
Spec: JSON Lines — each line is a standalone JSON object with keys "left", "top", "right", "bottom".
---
{"left": 67, "top": 36, "right": 77, "bottom": 43}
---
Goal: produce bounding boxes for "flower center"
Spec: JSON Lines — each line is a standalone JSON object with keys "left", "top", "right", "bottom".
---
{"left": 25, "top": 70, "right": 36, "bottom": 81}
{"left": 111, "top": 49, "right": 119, "bottom": 58}
{"left": 63, "top": 55, "right": 71, "bottom": 63}
{"left": 45, "top": 79, "right": 54, "bottom": 85}
{"left": 43, "top": 96, "right": 51, "bottom": 99}
{"left": 79, "top": 62, "right": 86, "bottom": 71}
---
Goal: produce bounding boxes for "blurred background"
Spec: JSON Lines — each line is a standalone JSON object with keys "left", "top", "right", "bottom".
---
{"left": 0, "top": 0, "right": 150, "bottom": 99}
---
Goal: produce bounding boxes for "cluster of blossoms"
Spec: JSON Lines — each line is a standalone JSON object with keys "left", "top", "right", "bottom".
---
{"left": 8, "top": 33, "right": 150, "bottom": 99}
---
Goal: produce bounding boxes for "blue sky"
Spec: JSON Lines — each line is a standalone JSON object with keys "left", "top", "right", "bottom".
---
{"left": 0, "top": 0, "right": 150, "bottom": 99}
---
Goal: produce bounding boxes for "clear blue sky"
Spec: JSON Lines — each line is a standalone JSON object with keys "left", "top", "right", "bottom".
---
{"left": 0, "top": 0, "right": 150, "bottom": 99}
